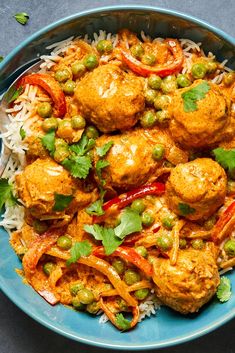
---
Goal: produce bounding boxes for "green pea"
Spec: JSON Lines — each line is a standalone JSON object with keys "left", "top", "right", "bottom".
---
{"left": 144, "top": 89, "right": 157, "bottom": 105}
{"left": 112, "top": 259, "right": 125, "bottom": 274}
{"left": 70, "top": 282, "right": 84, "bottom": 296}
{"left": 148, "top": 75, "right": 162, "bottom": 90}
{"left": 179, "top": 238, "right": 187, "bottom": 249}
{"left": 42, "top": 117, "right": 58, "bottom": 132}
{"left": 97, "top": 40, "right": 113, "bottom": 54}
{"left": 223, "top": 72, "right": 235, "bottom": 86}
{"left": 43, "top": 262, "right": 55, "bottom": 276}
{"left": 37, "top": 102, "right": 52, "bottom": 118}
{"left": 176, "top": 74, "right": 191, "bottom": 88}
{"left": 141, "top": 53, "right": 156, "bottom": 66}
{"left": 135, "top": 246, "right": 148, "bottom": 258}
{"left": 191, "top": 63, "right": 207, "bottom": 79}
{"left": 204, "top": 216, "right": 216, "bottom": 230}
{"left": 63, "top": 80, "right": 76, "bottom": 95}
{"left": 71, "top": 61, "right": 86, "bottom": 77}
{"left": 76, "top": 289, "right": 94, "bottom": 304}
{"left": 72, "top": 298, "right": 86, "bottom": 311}
{"left": 130, "top": 43, "right": 144, "bottom": 59}
{"left": 191, "top": 239, "right": 204, "bottom": 250}
{"left": 71, "top": 115, "right": 86, "bottom": 129}
{"left": 206, "top": 61, "right": 218, "bottom": 73}
{"left": 117, "top": 298, "right": 128, "bottom": 311}
{"left": 156, "top": 235, "right": 173, "bottom": 251}
{"left": 55, "top": 138, "right": 68, "bottom": 149}
{"left": 54, "top": 147, "right": 70, "bottom": 163}
{"left": 85, "top": 125, "right": 99, "bottom": 139}
{"left": 57, "top": 235, "right": 72, "bottom": 250}
{"left": 140, "top": 110, "right": 157, "bottom": 128}
{"left": 83, "top": 54, "right": 98, "bottom": 70}
{"left": 55, "top": 69, "right": 70, "bottom": 83}
{"left": 123, "top": 269, "right": 141, "bottom": 285}
{"left": 134, "top": 288, "right": 149, "bottom": 300}
{"left": 152, "top": 144, "right": 165, "bottom": 161}
{"left": 224, "top": 239, "right": 235, "bottom": 257}
{"left": 154, "top": 95, "right": 171, "bottom": 110}
{"left": 161, "top": 215, "right": 175, "bottom": 230}
{"left": 155, "top": 110, "right": 170, "bottom": 126}
{"left": 141, "top": 211, "right": 155, "bottom": 227}
{"left": 161, "top": 78, "right": 177, "bottom": 93}
{"left": 33, "top": 220, "right": 48, "bottom": 234}
{"left": 86, "top": 301, "right": 100, "bottom": 314}
{"left": 227, "top": 180, "right": 235, "bottom": 195}
{"left": 130, "top": 199, "right": 146, "bottom": 214}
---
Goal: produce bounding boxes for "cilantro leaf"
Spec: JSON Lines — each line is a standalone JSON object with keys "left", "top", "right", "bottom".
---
{"left": 115, "top": 313, "right": 131, "bottom": 331}
{"left": 114, "top": 207, "right": 142, "bottom": 239}
{"left": 53, "top": 192, "right": 73, "bottom": 211}
{"left": 84, "top": 224, "right": 122, "bottom": 255}
{"left": 41, "top": 130, "right": 55, "bottom": 155}
{"left": 85, "top": 199, "right": 105, "bottom": 216}
{"left": 0, "top": 179, "right": 17, "bottom": 212}
{"left": 213, "top": 148, "right": 235, "bottom": 178}
{"left": 66, "top": 240, "right": 92, "bottom": 266}
{"left": 178, "top": 203, "right": 195, "bottom": 216}
{"left": 182, "top": 81, "right": 210, "bottom": 112}
{"left": 70, "top": 134, "right": 95, "bottom": 156}
{"left": 0, "top": 56, "right": 4, "bottom": 63}
{"left": 14, "top": 12, "right": 29, "bottom": 25}
{"left": 96, "top": 141, "right": 114, "bottom": 157}
{"left": 20, "top": 128, "right": 26, "bottom": 140}
{"left": 216, "top": 276, "right": 232, "bottom": 302}
{"left": 85, "top": 189, "right": 106, "bottom": 216}
{"left": 5, "top": 86, "right": 23, "bottom": 104}
{"left": 96, "top": 159, "right": 110, "bottom": 185}
{"left": 62, "top": 155, "right": 92, "bottom": 179}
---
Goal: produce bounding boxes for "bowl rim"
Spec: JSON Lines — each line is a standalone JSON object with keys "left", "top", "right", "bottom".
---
{"left": 0, "top": 4, "right": 234, "bottom": 350}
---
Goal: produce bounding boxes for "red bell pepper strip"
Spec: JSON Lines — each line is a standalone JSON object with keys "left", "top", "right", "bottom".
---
{"left": 120, "top": 38, "right": 184, "bottom": 77}
{"left": 21, "top": 73, "right": 67, "bottom": 117}
{"left": 93, "top": 182, "right": 165, "bottom": 223}
{"left": 93, "top": 246, "right": 152, "bottom": 277}
{"left": 212, "top": 200, "right": 235, "bottom": 244}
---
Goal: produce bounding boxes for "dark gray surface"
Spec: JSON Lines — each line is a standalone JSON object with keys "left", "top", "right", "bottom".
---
{"left": 0, "top": 1, "right": 235, "bottom": 352}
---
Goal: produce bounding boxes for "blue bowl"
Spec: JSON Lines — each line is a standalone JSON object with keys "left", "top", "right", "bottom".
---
{"left": 0, "top": 5, "right": 234, "bottom": 350}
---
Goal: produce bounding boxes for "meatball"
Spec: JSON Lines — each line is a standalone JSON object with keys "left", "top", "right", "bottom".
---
{"left": 152, "top": 244, "right": 220, "bottom": 314}
{"left": 75, "top": 64, "right": 145, "bottom": 133}
{"left": 165, "top": 158, "right": 227, "bottom": 220}
{"left": 169, "top": 80, "right": 232, "bottom": 149}
{"left": 15, "top": 158, "right": 93, "bottom": 220}
{"left": 94, "top": 128, "right": 188, "bottom": 191}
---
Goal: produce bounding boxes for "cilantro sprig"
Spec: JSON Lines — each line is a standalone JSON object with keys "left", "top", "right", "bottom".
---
{"left": 96, "top": 159, "right": 110, "bottom": 186}
{"left": 14, "top": 12, "right": 29, "bottom": 25}
{"left": 182, "top": 81, "right": 210, "bottom": 112}
{"left": 0, "top": 179, "right": 17, "bottom": 212}
{"left": 53, "top": 193, "right": 74, "bottom": 212}
{"left": 178, "top": 202, "right": 195, "bottom": 216}
{"left": 216, "top": 276, "right": 232, "bottom": 302}
{"left": 84, "top": 208, "right": 142, "bottom": 254}
{"left": 66, "top": 240, "right": 92, "bottom": 266}
{"left": 213, "top": 148, "right": 235, "bottom": 178}
{"left": 5, "top": 86, "right": 23, "bottom": 104}
{"left": 86, "top": 189, "right": 106, "bottom": 216}
{"left": 115, "top": 313, "right": 131, "bottom": 331}
{"left": 41, "top": 130, "right": 55, "bottom": 155}
{"left": 96, "top": 141, "right": 113, "bottom": 157}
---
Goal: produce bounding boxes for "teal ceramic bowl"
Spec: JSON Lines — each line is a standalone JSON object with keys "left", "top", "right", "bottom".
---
{"left": 0, "top": 5, "right": 235, "bottom": 350}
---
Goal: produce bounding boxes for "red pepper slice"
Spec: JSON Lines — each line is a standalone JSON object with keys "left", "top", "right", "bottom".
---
{"left": 212, "top": 201, "right": 235, "bottom": 243}
{"left": 93, "top": 182, "right": 165, "bottom": 223}
{"left": 93, "top": 246, "right": 152, "bottom": 277}
{"left": 21, "top": 73, "right": 67, "bottom": 117}
{"left": 120, "top": 38, "right": 184, "bottom": 77}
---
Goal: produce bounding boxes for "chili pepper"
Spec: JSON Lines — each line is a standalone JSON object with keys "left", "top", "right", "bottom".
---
{"left": 212, "top": 201, "right": 235, "bottom": 243}
{"left": 120, "top": 39, "right": 184, "bottom": 77}
{"left": 21, "top": 73, "right": 67, "bottom": 117}
{"left": 93, "top": 246, "right": 152, "bottom": 277}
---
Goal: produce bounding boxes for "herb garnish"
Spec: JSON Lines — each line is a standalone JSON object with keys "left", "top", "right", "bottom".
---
{"left": 53, "top": 193, "right": 74, "bottom": 211}
{"left": 66, "top": 241, "right": 92, "bottom": 266}
{"left": 182, "top": 81, "right": 210, "bottom": 112}
{"left": 14, "top": 12, "right": 29, "bottom": 25}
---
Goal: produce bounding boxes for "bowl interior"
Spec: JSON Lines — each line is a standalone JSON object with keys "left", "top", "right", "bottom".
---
{"left": 0, "top": 6, "right": 235, "bottom": 350}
